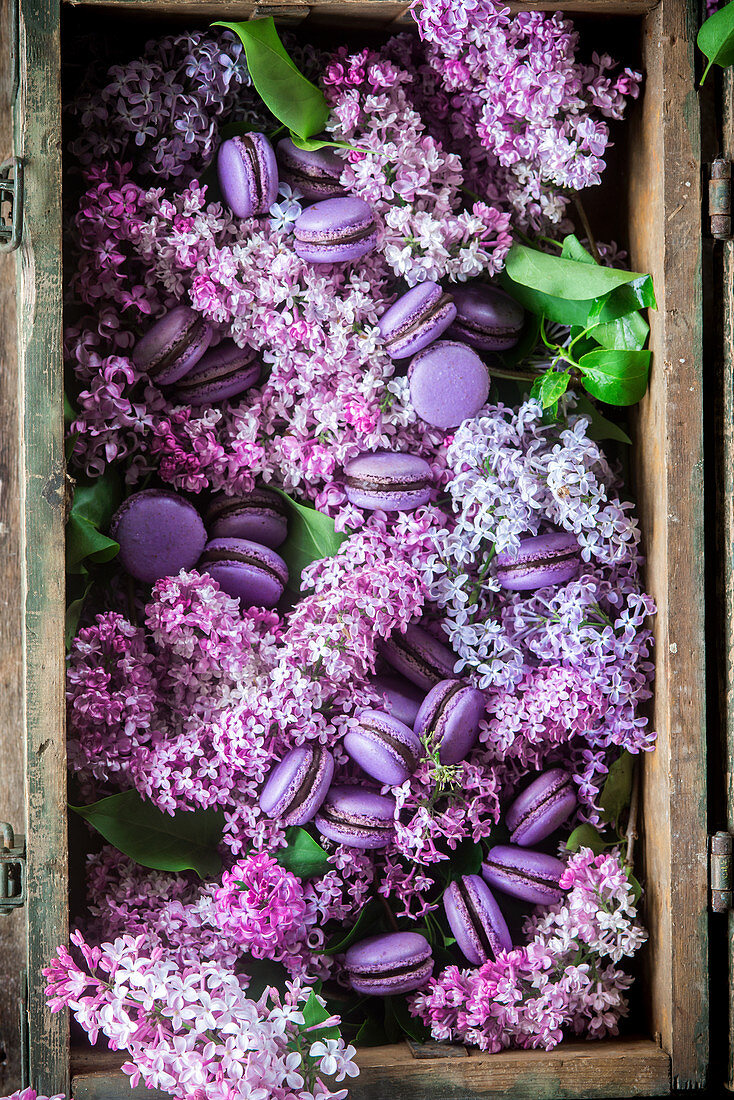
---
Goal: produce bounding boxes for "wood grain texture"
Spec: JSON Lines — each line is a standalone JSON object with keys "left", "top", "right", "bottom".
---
{"left": 0, "top": 0, "right": 27, "bottom": 1089}
{"left": 15, "top": 0, "right": 68, "bottom": 1096}
{"left": 627, "top": 0, "right": 708, "bottom": 1090}
{"left": 70, "top": 1039, "right": 670, "bottom": 1100}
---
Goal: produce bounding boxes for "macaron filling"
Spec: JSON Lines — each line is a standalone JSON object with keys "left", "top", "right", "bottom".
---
{"left": 147, "top": 316, "right": 208, "bottom": 379}
{"left": 318, "top": 804, "right": 392, "bottom": 836}
{"left": 509, "top": 778, "right": 575, "bottom": 837}
{"left": 175, "top": 351, "right": 259, "bottom": 391}
{"left": 500, "top": 547, "right": 580, "bottom": 576}
{"left": 236, "top": 135, "right": 267, "bottom": 210}
{"left": 383, "top": 633, "right": 448, "bottom": 684}
{"left": 385, "top": 293, "right": 454, "bottom": 349}
{"left": 200, "top": 546, "right": 284, "bottom": 584}
{"left": 358, "top": 717, "right": 420, "bottom": 773}
{"left": 297, "top": 222, "right": 375, "bottom": 248}
{"left": 345, "top": 474, "right": 429, "bottom": 493}
{"left": 208, "top": 497, "right": 287, "bottom": 524}
{"left": 484, "top": 860, "right": 559, "bottom": 890}
{"left": 281, "top": 748, "right": 328, "bottom": 820}
{"left": 455, "top": 878, "right": 496, "bottom": 958}
{"left": 421, "top": 680, "right": 463, "bottom": 742}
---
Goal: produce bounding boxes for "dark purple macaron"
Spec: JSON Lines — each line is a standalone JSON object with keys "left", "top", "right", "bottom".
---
{"left": 408, "top": 340, "right": 489, "bottom": 429}
{"left": 443, "top": 874, "right": 512, "bottom": 965}
{"left": 276, "top": 136, "right": 347, "bottom": 202}
{"left": 314, "top": 785, "right": 395, "bottom": 849}
{"left": 345, "top": 932, "right": 433, "bottom": 996}
{"left": 378, "top": 282, "right": 457, "bottom": 360}
{"left": 449, "top": 285, "right": 525, "bottom": 351}
{"left": 482, "top": 845, "right": 566, "bottom": 905}
{"left": 206, "top": 488, "right": 288, "bottom": 548}
{"left": 172, "top": 340, "right": 261, "bottom": 406}
{"left": 506, "top": 769, "right": 578, "bottom": 847}
{"left": 294, "top": 197, "right": 377, "bottom": 264}
{"left": 217, "top": 132, "right": 279, "bottom": 218}
{"left": 132, "top": 305, "right": 213, "bottom": 386}
{"left": 259, "top": 745, "right": 335, "bottom": 826}
{"left": 344, "top": 710, "right": 422, "bottom": 786}
{"left": 377, "top": 623, "right": 457, "bottom": 691}
{"left": 413, "top": 679, "right": 485, "bottom": 765}
{"left": 494, "top": 532, "right": 581, "bottom": 591}
{"left": 199, "top": 537, "right": 288, "bottom": 608}
{"left": 344, "top": 451, "right": 432, "bottom": 512}
{"left": 369, "top": 672, "right": 424, "bottom": 729}
{"left": 110, "top": 489, "right": 208, "bottom": 584}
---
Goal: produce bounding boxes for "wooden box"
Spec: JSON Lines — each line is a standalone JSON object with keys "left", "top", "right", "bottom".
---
{"left": 8, "top": 0, "right": 709, "bottom": 1096}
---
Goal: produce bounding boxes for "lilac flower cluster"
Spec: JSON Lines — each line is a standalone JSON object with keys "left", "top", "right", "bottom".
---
{"left": 411, "top": 847, "right": 646, "bottom": 1050}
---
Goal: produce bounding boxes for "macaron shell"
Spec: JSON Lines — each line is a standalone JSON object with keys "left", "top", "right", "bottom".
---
{"left": 482, "top": 845, "right": 566, "bottom": 904}
{"left": 369, "top": 673, "right": 425, "bottom": 728}
{"left": 378, "top": 282, "right": 457, "bottom": 360}
{"left": 218, "top": 133, "right": 278, "bottom": 218}
{"left": 344, "top": 710, "right": 422, "bottom": 786}
{"left": 276, "top": 137, "right": 347, "bottom": 202}
{"left": 199, "top": 538, "right": 288, "bottom": 608}
{"left": 259, "top": 746, "right": 335, "bottom": 825}
{"left": 344, "top": 451, "right": 432, "bottom": 512}
{"left": 449, "top": 285, "right": 525, "bottom": 351}
{"left": 444, "top": 875, "right": 512, "bottom": 964}
{"left": 207, "top": 490, "right": 289, "bottom": 548}
{"left": 133, "top": 306, "right": 213, "bottom": 386}
{"left": 349, "top": 956, "right": 434, "bottom": 996}
{"left": 110, "top": 489, "right": 208, "bottom": 584}
{"left": 408, "top": 340, "right": 489, "bottom": 429}
{"left": 173, "top": 341, "right": 261, "bottom": 406}
{"left": 414, "top": 680, "right": 486, "bottom": 765}
{"left": 507, "top": 769, "right": 578, "bottom": 847}
{"left": 495, "top": 532, "right": 581, "bottom": 592}
{"left": 294, "top": 197, "right": 377, "bottom": 263}
{"left": 377, "top": 624, "right": 457, "bottom": 691}
{"left": 314, "top": 785, "right": 395, "bottom": 849}
{"left": 345, "top": 932, "right": 433, "bottom": 995}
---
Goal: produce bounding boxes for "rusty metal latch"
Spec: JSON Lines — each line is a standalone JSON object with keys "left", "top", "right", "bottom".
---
{"left": 710, "top": 157, "right": 733, "bottom": 240}
{"left": 0, "top": 822, "right": 26, "bottom": 912}
{"left": 710, "top": 832, "right": 733, "bottom": 912}
{"left": 0, "top": 157, "right": 22, "bottom": 252}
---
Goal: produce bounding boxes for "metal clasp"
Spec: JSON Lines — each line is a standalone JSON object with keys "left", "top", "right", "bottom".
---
{"left": 710, "top": 831, "right": 733, "bottom": 912}
{"left": 0, "top": 157, "right": 22, "bottom": 252}
{"left": 710, "top": 157, "right": 733, "bottom": 240}
{"left": 0, "top": 822, "right": 26, "bottom": 912}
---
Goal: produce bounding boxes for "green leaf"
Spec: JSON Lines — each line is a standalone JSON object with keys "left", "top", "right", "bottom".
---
{"left": 577, "top": 349, "right": 651, "bottom": 406}
{"left": 566, "top": 823, "right": 608, "bottom": 856}
{"left": 448, "top": 839, "right": 483, "bottom": 879}
{"left": 288, "top": 132, "right": 365, "bottom": 154}
{"left": 272, "top": 488, "right": 347, "bottom": 590}
{"left": 539, "top": 370, "right": 571, "bottom": 409}
{"left": 276, "top": 827, "right": 331, "bottom": 878}
{"left": 627, "top": 870, "right": 643, "bottom": 904}
{"left": 66, "top": 472, "right": 122, "bottom": 575}
{"left": 592, "top": 310, "right": 649, "bottom": 353}
{"left": 355, "top": 1015, "right": 388, "bottom": 1046}
{"left": 213, "top": 18, "right": 329, "bottom": 140}
{"left": 388, "top": 995, "right": 430, "bottom": 1043}
{"left": 64, "top": 392, "right": 77, "bottom": 424}
{"left": 65, "top": 579, "right": 93, "bottom": 649}
{"left": 503, "top": 243, "right": 657, "bottom": 307}
{"left": 244, "top": 958, "right": 290, "bottom": 1001}
{"left": 571, "top": 394, "right": 632, "bottom": 445}
{"left": 698, "top": 0, "right": 734, "bottom": 85}
{"left": 70, "top": 790, "right": 224, "bottom": 877}
{"left": 325, "top": 898, "right": 382, "bottom": 955}
{"left": 302, "top": 989, "right": 341, "bottom": 1041}
{"left": 599, "top": 751, "right": 635, "bottom": 826}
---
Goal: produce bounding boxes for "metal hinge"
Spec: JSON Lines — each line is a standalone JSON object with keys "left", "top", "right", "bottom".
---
{"left": 710, "top": 157, "right": 733, "bottom": 240}
{"left": 710, "top": 831, "right": 733, "bottom": 912}
{"left": 0, "top": 822, "right": 26, "bottom": 911}
{"left": 0, "top": 157, "right": 22, "bottom": 252}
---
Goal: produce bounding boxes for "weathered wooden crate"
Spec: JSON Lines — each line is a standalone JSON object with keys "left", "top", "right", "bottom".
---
{"left": 7, "top": 0, "right": 709, "bottom": 1096}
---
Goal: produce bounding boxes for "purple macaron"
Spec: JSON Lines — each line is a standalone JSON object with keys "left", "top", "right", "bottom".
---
{"left": 206, "top": 488, "right": 288, "bottom": 548}
{"left": 217, "top": 132, "right": 279, "bottom": 218}
{"left": 506, "top": 769, "right": 578, "bottom": 847}
{"left": 172, "top": 340, "right": 261, "bottom": 406}
{"left": 408, "top": 340, "right": 489, "bottom": 429}
{"left": 378, "top": 623, "right": 457, "bottom": 691}
{"left": 344, "top": 710, "right": 422, "bottom": 786}
{"left": 344, "top": 451, "right": 432, "bottom": 512}
{"left": 482, "top": 845, "right": 567, "bottom": 905}
{"left": 369, "top": 672, "right": 424, "bottom": 729}
{"left": 276, "top": 136, "right": 347, "bottom": 202}
{"left": 443, "top": 874, "right": 512, "bottom": 965}
{"left": 259, "top": 745, "right": 335, "bottom": 826}
{"left": 414, "top": 679, "right": 485, "bottom": 765}
{"left": 345, "top": 932, "right": 433, "bottom": 996}
{"left": 449, "top": 285, "right": 525, "bottom": 351}
{"left": 378, "top": 282, "right": 457, "bottom": 360}
{"left": 314, "top": 786, "right": 395, "bottom": 849}
{"left": 294, "top": 197, "right": 377, "bottom": 264}
{"left": 494, "top": 532, "right": 581, "bottom": 591}
{"left": 199, "top": 537, "right": 288, "bottom": 608}
{"left": 110, "top": 489, "right": 207, "bottom": 584}
{"left": 132, "top": 306, "right": 213, "bottom": 386}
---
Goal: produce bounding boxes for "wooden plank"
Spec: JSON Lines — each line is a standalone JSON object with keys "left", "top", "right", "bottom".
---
{"left": 626, "top": 0, "right": 708, "bottom": 1090}
{"left": 0, "top": 0, "right": 27, "bottom": 1089}
{"left": 70, "top": 1039, "right": 670, "bottom": 1100}
{"left": 15, "top": 0, "right": 69, "bottom": 1096}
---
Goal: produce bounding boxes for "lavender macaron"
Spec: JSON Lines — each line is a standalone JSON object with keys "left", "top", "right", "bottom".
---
{"left": 199, "top": 537, "right": 288, "bottom": 608}
{"left": 344, "top": 710, "right": 422, "bottom": 786}
{"left": 206, "top": 488, "right": 288, "bottom": 548}
{"left": 482, "top": 845, "right": 566, "bottom": 905}
{"left": 378, "top": 623, "right": 456, "bottom": 691}
{"left": 276, "top": 136, "right": 347, "bottom": 202}
{"left": 294, "top": 197, "right": 377, "bottom": 264}
{"left": 132, "top": 305, "right": 213, "bottom": 386}
{"left": 378, "top": 282, "right": 457, "bottom": 360}
{"left": 259, "top": 745, "right": 335, "bottom": 826}
{"left": 449, "top": 285, "right": 525, "bottom": 351}
{"left": 369, "top": 672, "right": 425, "bottom": 729}
{"left": 173, "top": 341, "right": 261, "bottom": 406}
{"left": 408, "top": 340, "right": 489, "bottom": 429}
{"left": 443, "top": 874, "right": 512, "bottom": 965}
{"left": 414, "top": 679, "right": 485, "bottom": 765}
{"left": 345, "top": 932, "right": 433, "bottom": 996}
{"left": 217, "top": 132, "right": 279, "bottom": 218}
{"left": 495, "top": 532, "right": 581, "bottom": 591}
{"left": 314, "top": 786, "right": 395, "bottom": 849}
{"left": 110, "top": 489, "right": 207, "bottom": 584}
{"left": 506, "top": 769, "right": 578, "bottom": 847}
{"left": 344, "top": 451, "right": 432, "bottom": 512}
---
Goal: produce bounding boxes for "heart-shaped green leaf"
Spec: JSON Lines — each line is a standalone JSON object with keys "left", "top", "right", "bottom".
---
{"left": 66, "top": 472, "right": 122, "bottom": 575}
{"left": 599, "top": 751, "right": 635, "bottom": 826}
{"left": 504, "top": 243, "right": 657, "bottom": 307}
{"left": 214, "top": 18, "right": 329, "bottom": 140}
{"left": 70, "top": 790, "right": 224, "bottom": 878}
{"left": 566, "top": 823, "right": 608, "bottom": 855}
{"left": 698, "top": 0, "right": 734, "bottom": 85}
{"left": 272, "top": 487, "right": 347, "bottom": 591}
{"left": 276, "top": 826, "right": 331, "bottom": 878}
{"left": 577, "top": 349, "right": 651, "bottom": 406}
